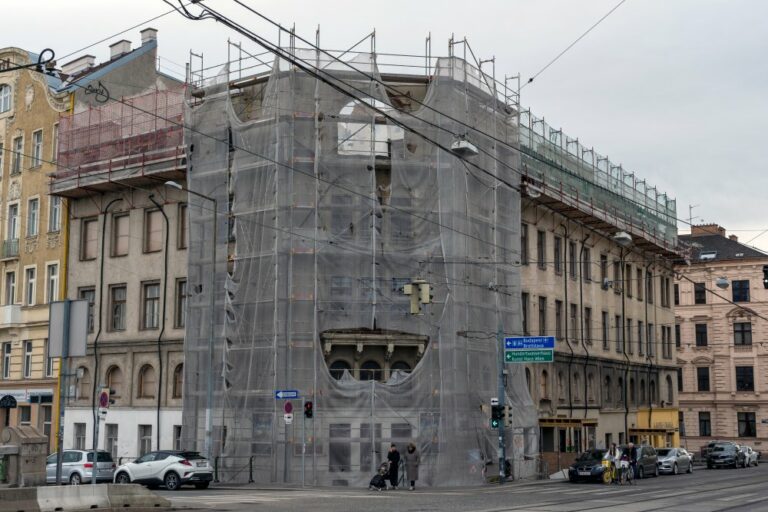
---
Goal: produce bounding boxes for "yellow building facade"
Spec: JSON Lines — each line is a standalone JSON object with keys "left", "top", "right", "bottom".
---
{"left": 0, "top": 48, "right": 69, "bottom": 452}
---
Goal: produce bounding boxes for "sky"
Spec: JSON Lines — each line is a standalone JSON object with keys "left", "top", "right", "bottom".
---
{"left": 5, "top": 0, "right": 768, "bottom": 250}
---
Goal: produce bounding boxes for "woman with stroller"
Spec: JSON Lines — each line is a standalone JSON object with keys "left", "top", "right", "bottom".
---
{"left": 404, "top": 442, "right": 420, "bottom": 491}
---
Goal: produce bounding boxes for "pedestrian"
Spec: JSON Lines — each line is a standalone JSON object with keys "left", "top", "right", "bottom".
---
{"left": 387, "top": 443, "right": 400, "bottom": 490}
{"left": 404, "top": 442, "right": 420, "bottom": 491}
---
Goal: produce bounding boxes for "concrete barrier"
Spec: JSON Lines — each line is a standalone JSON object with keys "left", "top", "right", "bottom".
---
{"left": 37, "top": 485, "right": 110, "bottom": 512}
{"left": 107, "top": 484, "right": 170, "bottom": 508}
{"left": 0, "top": 487, "right": 41, "bottom": 512}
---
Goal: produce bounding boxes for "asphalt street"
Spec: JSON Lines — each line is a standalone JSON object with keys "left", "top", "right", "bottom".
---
{"left": 158, "top": 463, "right": 768, "bottom": 512}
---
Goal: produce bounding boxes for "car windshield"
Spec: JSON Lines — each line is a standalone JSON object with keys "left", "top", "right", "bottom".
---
{"left": 577, "top": 450, "right": 605, "bottom": 461}
{"left": 656, "top": 449, "right": 672, "bottom": 457}
{"left": 713, "top": 445, "right": 734, "bottom": 453}
{"left": 86, "top": 452, "right": 113, "bottom": 462}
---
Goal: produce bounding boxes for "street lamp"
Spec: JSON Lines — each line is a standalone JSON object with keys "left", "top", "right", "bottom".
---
{"left": 165, "top": 180, "right": 218, "bottom": 462}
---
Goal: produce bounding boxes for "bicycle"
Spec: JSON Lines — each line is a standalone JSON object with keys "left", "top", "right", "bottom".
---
{"left": 601, "top": 460, "right": 616, "bottom": 484}
{"left": 618, "top": 461, "right": 634, "bottom": 485}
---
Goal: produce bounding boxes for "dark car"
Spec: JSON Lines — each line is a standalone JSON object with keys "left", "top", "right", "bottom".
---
{"left": 620, "top": 444, "right": 658, "bottom": 479}
{"left": 707, "top": 443, "right": 745, "bottom": 469}
{"left": 568, "top": 449, "right": 608, "bottom": 483}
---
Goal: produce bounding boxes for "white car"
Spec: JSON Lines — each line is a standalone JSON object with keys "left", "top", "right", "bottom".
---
{"left": 740, "top": 446, "right": 759, "bottom": 467}
{"left": 114, "top": 450, "right": 213, "bottom": 490}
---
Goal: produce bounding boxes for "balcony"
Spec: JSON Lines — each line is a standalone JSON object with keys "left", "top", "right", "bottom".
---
{"left": 2, "top": 238, "right": 19, "bottom": 259}
{"left": 0, "top": 304, "right": 21, "bottom": 326}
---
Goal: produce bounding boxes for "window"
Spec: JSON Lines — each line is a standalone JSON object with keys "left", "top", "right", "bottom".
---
{"left": 74, "top": 423, "right": 86, "bottom": 450}
{"left": 647, "top": 323, "right": 655, "bottom": 356}
{"left": 173, "top": 364, "right": 183, "bottom": 399}
{"left": 695, "top": 324, "right": 708, "bottom": 347}
{"left": 697, "top": 367, "right": 710, "bottom": 392}
{"left": 675, "top": 324, "right": 681, "bottom": 348}
{"left": 2, "top": 342, "right": 10, "bottom": 379}
{"left": 600, "top": 254, "right": 608, "bottom": 286}
{"left": 638, "top": 321, "right": 644, "bottom": 356}
{"left": 636, "top": 268, "right": 643, "bottom": 301}
{"left": 177, "top": 203, "right": 188, "bottom": 249}
{"left": 105, "top": 424, "right": 118, "bottom": 459}
{"left": 109, "top": 285, "right": 127, "bottom": 331}
{"left": 615, "top": 315, "right": 622, "bottom": 353}
{"left": 5, "top": 271, "right": 16, "bottom": 305}
{"left": 45, "top": 263, "right": 58, "bottom": 303}
{"left": 625, "top": 264, "right": 632, "bottom": 297}
{"left": 23, "top": 341, "right": 32, "bottom": 378}
{"left": 11, "top": 136, "right": 22, "bottom": 174}
{"left": 569, "top": 303, "right": 577, "bottom": 340}
{"left": 646, "top": 271, "right": 654, "bottom": 304}
{"left": 18, "top": 405, "right": 31, "bottom": 426}
{"left": 111, "top": 213, "right": 129, "bottom": 257}
{"left": 175, "top": 279, "right": 187, "bottom": 328}
{"left": 738, "top": 412, "right": 756, "bottom": 437}
{"left": 674, "top": 284, "right": 679, "bottom": 305}
{"left": 626, "top": 319, "right": 632, "bottom": 354}
{"left": 106, "top": 365, "right": 123, "bottom": 398}
{"left": 27, "top": 198, "right": 39, "bottom": 236}
{"left": 31, "top": 130, "right": 42, "bottom": 167}
{"left": 540, "top": 370, "right": 549, "bottom": 400}
{"left": 555, "top": 300, "right": 563, "bottom": 341}
{"left": 173, "top": 425, "right": 183, "bottom": 451}
{"left": 537, "top": 230, "right": 546, "bottom": 270}
{"left": 679, "top": 412, "right": 686, "bottom": 437}
{"left": 699, "top": 412, "right": 711, "bottom": 437}
{"left": 142, "top": 282, "right": 160, "bottom": 329}
{"left": 736, "top": 366, "right": 754, "bottom": 392}
{"left": 694, "top": 282, "right": 706, "bottom": 304}
{"left": 537, "top": 296, "right": 547, "bottom": 336}
{"left": 8, "top": 203, "right": 19, "bottom": 240}
{"left": 0, "top": 143, "right": 3, "bottom": 173}
{"left": 677, "top": 368, "right": 684, "bottom": 392}
{"left": 733, "top": 322, "right": 752, "bottom": 346}
{"left": 51, "top": 123, "right": 59, "bottom": 162}
{"left": 329, "top": 360, "right": 351, "bottom": 380}
{"left": 660, "top": 276, "right": 671, "bottom": 307}
{"left": 0, "top": 84, "right": 10, "bottom": 112}
{"left": 569, "top": 242, "right": 577, "bottom": 278}
{"left": 78, "top": 287, "right": 95, "bottom": 333}
{"left": 44, "top": 338, "right": 53, "bottom": 377}
{"left": 601, "top": 311, "right": 609, "bottom": 350}
{"left": 582, "top": 248, "right": 591, "bottom": 281}
{"left": 40, "top": 405, "right": 52, "bottom": 440}
{"left": 554, "top": 236, "right": 562, "bottom": 274}
{"left": 359, "top": 360, "right": 381, "bottom": 381}
{"left": 521, "top": 292, "right": 529, "bottom": 335}
{"left": 48, "top": 196, "right": 61, "bottom": 232}
{"left": 613, "top": 261, "right": 620, "bottom": 294}
{"left": 520, "top": 224, "right": 528, "bottom": 265}
{"left": 138, "top": 425, "right": 152, "bottom": 456}
{"left": 80, "top": 218, "right": 98, "bottom": 260}
{"left": 138, "top": 364, "right": 156, "bottom": 398}
{"left": 732, "top": 280, "right": 750, "bottom": 302}
{"left": 24, "top": 267, "right": 35, "bottom": 305}
{"left": 144, "top": 209, "right": 163, "bottom": 253}
{"left": 76, "top": 367, "right": 90, "bottom": 401}
{"left": 584, "top": 307, "right": 592, "bottom": 344}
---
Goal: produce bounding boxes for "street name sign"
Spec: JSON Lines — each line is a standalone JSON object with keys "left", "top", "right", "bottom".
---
{"left": 275, "top": 390, "right": 299, "bottom": 400}
{"left": 504, "top": 336, "right": 555, "bottom": 363}
{"left": 505, "top": 349, "right": 554, "bottom": 363}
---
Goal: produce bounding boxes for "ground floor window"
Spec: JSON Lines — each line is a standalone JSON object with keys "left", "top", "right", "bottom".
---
{"left": 738, "top": 412, "right": 756, "bottom": 438}
{"left": 174, "top": 425, "right": 183, "bottom": 451}
{"left": 74, "top": 423, "right": 86, "bottom": 450}
{"left": 698, "top": 412, "right": 711, "bottom": 437}
{"left": 138, "top": 425, "right": 152, "bottom": 456}
{"left": 106, "top": 424, "right": 119, "bottom": 459}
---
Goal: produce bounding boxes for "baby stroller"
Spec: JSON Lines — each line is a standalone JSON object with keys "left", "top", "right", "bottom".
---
{"left": 368, "top": 462, "right": 389, "bottom": 491}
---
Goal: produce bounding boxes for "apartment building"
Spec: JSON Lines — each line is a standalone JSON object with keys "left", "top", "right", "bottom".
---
{"left": 676, "top": 224, "right": 768, "bottom": 455}
{"left": 0, "top": 47, "right": 68, "bottom": 451}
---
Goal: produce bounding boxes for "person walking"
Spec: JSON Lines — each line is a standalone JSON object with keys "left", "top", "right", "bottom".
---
{"left": 387, "top": 444, "right": 401, "bottom": 490}
{"left": 404, "top": 442, "right": 420, "bottom": 491}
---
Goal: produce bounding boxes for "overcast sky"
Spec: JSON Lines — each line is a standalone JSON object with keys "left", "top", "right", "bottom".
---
{"left": 6, "top": 1, "right": 768, "bottom": 250}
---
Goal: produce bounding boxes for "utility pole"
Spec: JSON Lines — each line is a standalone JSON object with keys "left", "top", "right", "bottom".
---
{"left": 688, "top": 204, "right": 700, "bottom": 227}
{"left": 497, "top": 322, "right": 506, "bottom": 484}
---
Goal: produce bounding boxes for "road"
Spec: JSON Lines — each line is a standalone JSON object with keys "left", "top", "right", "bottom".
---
{"left": 158, "top": 463, "right": 768, "bottom": 512}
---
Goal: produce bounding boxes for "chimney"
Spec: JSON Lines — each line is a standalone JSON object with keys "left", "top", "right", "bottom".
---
{"left": 690, "top": 223, "right": 726, "bottom": 238}
{"left": 109, "top": 40, "right": 132, "bottom": 60}
{"left": 61, "top": 55, "right": 96, "bottom": 76}
{"left": 140, "top": 27, "right": 158, "bottom": 46}
{"left": 729, "top": 234, "right": 739, "bottom": 242}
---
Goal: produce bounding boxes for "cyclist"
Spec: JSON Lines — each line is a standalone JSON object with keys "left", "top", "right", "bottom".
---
{"left": 626, "top": 442, "right": 638, "bottom": 481}
{"left": 603, "top": 443, "right": 622, "bottom": 484}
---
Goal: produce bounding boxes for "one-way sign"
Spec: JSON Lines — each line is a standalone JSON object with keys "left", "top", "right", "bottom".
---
{"left": 275, "top": 390, "right": 299, "bottom": 400}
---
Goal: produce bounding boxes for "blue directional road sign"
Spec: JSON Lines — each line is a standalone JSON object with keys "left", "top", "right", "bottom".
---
{"left": 504, "top": 336, "right": 555, "bottom": 350}
{"left": 275, "top": 390, "right": 299, "bottom": 400}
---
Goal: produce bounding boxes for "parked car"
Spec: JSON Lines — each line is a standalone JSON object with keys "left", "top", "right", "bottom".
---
{"left": 621, "top": 444, "right": 658, "bottom": 479}
{"left": 656, "top": 447, "right": 693, "bottom": 475}
{"left": 739, "top": 445, "right": 759, "bottom": 467}
{"left": 114, "top": 450, "right": 213, "bottom": 490}
{"left": 707, "top": 443, "right": 746, "bottom": 469}
{"left": 568, "top": 449, "right": 608, "bottom": 483}
{"left": 46, "top": 450, "right": 116, "bottom": 485}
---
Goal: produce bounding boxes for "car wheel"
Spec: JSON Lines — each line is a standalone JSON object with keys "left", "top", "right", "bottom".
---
{"left": 194, "top": 482, "right": 210, "bottom": 490}
{"left": 116, "top": 472, "right": 131, "bottom": 484}
{"left": 687, "top": 462, "right": 693, "bottom": 474}
{"left": 654, "top": 464, "right": 659, "bottom": 477}
{"left": 638, "top": 466, "right": 645, "bottom": 479}
{"left": 673, "top": 463, "right": 678, "bottom": 475}
{"left": 69, "top": 473, "right": 81, "bottom": 485}
{"left": 164, "top": 471, "right": 181, "bottom": 491}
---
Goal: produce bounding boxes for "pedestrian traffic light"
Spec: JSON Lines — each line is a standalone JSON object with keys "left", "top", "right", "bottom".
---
{"left": 304, "top": 401, "right": 313, "bottom": 419}
{"left": 109, "top": 388, "right": 116, "bottom": 406}
{"left": 763, "top": 265, "right": 768, "bottom": 289}
{"left": 490, "top": 404, "right": 503, "bottom": 429}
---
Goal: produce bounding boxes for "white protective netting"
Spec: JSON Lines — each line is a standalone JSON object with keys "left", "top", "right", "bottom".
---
{"left": 181, "top": 53, "right": 538, "bottom": 487}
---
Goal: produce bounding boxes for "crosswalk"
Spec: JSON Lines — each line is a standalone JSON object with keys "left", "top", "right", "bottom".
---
{"left": 169, "top": 490, "right": 392, "bottom": 509}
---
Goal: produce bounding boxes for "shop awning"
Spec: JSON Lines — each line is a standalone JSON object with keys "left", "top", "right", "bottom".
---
{"left": 539, "top": 417, "right": 598, "bottom": 428}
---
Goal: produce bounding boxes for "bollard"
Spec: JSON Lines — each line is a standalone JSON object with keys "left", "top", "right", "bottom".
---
{"left": 214, "top": 457, "right": 220, "bottom": 483}
{"left": 248, "top": 456, "right": 254, "bottom": 483}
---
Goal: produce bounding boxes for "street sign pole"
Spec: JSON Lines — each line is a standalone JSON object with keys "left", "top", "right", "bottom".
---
{"left": 301, "top": 397, "right": 306, "bottom": 488}
{"left": 55, "top": 299, "right": 70, "bottom": 486}
{"left": 497, "top": 323, "right": 506, "bottom": 484}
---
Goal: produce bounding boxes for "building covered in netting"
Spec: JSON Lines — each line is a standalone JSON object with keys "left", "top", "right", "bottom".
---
{"left": 181, "top": 50, "right": 539, "bottom": 486}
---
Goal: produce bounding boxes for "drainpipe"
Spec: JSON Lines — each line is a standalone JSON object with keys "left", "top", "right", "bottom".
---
{"left": 579, "top": 235, "right": 591, "bottom": 422}
{"left": 620, "top": 249, "right": 630, "bottom": 442}
{"left": 148, "top": 194, "right": 169, "bottom": 451}
{"left": 645, "top": 260, "right": 654, "bottom": 434}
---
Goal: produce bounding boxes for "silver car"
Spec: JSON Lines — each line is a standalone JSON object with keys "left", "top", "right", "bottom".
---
{"left": 46, "top": 450, "right": 116, "bottom": 485}
{"left": 656, "top": 447, "right": 693, "bottom": 475}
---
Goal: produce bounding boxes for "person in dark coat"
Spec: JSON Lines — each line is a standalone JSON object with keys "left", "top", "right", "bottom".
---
{"left": 387, "top": 444, "right": 400, "bottom": 489}
{"left": 404, "top": 442, "right": 420, "bottom": 490}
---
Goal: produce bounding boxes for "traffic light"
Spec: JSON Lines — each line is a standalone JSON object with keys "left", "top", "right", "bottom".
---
{"left": 490, "top": 404, "right": 503, "bottom": 429}
{"left": 763, "top": 265, "right": 768, "bottom": 289}
{"left": 304, "top": 401, "right": 313, "bottom": 419}
{"left": 109, "top": 388, "right": 116, "bottom": 406}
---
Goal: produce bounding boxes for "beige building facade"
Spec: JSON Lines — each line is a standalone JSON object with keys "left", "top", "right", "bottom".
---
{"left": 676, "top": 224, "right": 768, "bottom": 455}
{"left": 0, "top": 48, "right": 68, "bottom": 452}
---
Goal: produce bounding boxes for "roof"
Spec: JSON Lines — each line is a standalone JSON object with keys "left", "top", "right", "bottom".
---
{"left": 57, "top": 39, "right": 157, "bottom": 93}
{"left": 678, "top": 234, "right": 768, "bottom": 264}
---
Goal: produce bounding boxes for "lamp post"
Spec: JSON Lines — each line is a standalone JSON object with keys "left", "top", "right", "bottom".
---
{"left": 166, "top": 180, "right": 218, "bottom": 462}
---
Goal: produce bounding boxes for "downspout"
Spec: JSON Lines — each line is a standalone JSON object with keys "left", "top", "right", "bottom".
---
{"left": 91, "top": 198, "right": 122, "bottom": 450}
{"left": 645, "top": 260, "right": 654, "bottom": 431}
{"left": 579, "top": 234, "right": 591, "bottom": 420}
{"left": 620, "top": 249, "right": 630, "bottom": 441}
{"left": 149, "top": 194, "right": 169, "bottom": 451}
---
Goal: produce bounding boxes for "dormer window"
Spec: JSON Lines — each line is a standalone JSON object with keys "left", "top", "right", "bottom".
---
{"left": 698, "top": 251, "right": 717, "bottom": 261}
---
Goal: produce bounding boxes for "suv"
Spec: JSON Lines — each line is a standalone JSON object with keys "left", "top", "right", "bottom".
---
{"left": 707, "top": 442, "right": 745, "bottom": 469}
{"left": 621, "top": 444, "right": 658, "bottom": 479}
{"left": 114, "top": 450, "right": 213, "bottom": 490}
{"left": 46, "top": 450, "right": 116, "bottom": 485}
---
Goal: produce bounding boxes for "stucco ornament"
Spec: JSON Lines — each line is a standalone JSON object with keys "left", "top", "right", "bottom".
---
{"left": 8, "top": 180, "right": 20, "bottom": 201}
{"left": 25, "top": 85, "right": 34, "bottom": 110}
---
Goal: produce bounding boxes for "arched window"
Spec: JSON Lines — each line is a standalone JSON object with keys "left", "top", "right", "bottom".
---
{"left": 650, "top": 379, "right": 657, "bottom": 405}
{"left": 329, "top": 360, "right": 351, "bottom": 380}
{"left": 558, "top": 372, "right": 565, "bottom": 403}
{"left": 525, "top": 367, "right": 532, "bottom": 396}
{"left": 0, "top": 84, "right": 11, "bottom": 113}
{"left": 540, "top": 370, "right": 549, "bottom": 399}
{"left": 639, "top": 379, "right": 646, "bottom": 405}
{"left": 629, "top": 378, "right": 636, "bottom": 405}
{"left": 573, "top": 372, "right": 581, "bottom": 401}
{"left": 173, "top": 364, "right": 184, "bottom": 399}
{"left": 587, "top": 373, "right": 595, "bottom": 403}
{"left": 666, "top": 375, "right": 673, "bottom": 404}
{"left": 618, "top": 377, "right": 624, "bottom": 405}
{"left": 604, "top": 376, "right": 612, "bottom": 403}
{"left": 359, "top": 360, "right": 382, "bottom": 381}
{"left": 106, "top": 365, "right": 123, "bottom": 398}
{"left": 77, "top": 367, "right": 90, "bottom": 401}
{"left": 390, "top": 361, "right": 411, "bottom": 373}
{"left": 138, "top": 364, "right": 156, "bottom": 399}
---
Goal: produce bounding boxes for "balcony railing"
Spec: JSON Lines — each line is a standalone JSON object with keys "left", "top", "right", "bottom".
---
{"left": 2, "top": 238, "right": 19, "bottom": 259}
